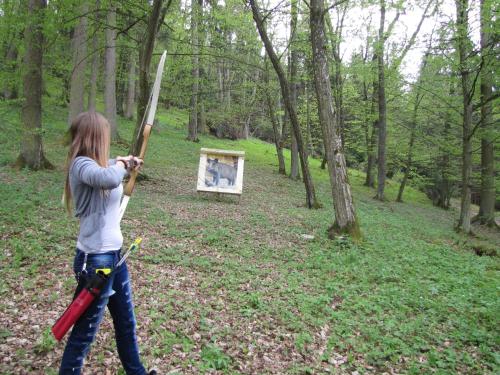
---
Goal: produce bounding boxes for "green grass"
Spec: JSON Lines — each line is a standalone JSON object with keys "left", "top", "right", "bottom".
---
{"left": 0, "top": 100, "right": 498, "bottom": 374}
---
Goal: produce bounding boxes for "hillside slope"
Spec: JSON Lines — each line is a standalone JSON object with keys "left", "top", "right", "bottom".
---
{"left": 0, "top": 103, "right": 498, "bottom": 374}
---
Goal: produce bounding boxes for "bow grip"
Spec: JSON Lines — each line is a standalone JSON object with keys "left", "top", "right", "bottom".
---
{"left": 123, "top": 124, "right": 152, "bottom": 196}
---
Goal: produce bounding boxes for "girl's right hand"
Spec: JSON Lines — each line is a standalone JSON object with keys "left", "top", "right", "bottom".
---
{"left": 130, "top": 157, "right": 144, "bottom": 171}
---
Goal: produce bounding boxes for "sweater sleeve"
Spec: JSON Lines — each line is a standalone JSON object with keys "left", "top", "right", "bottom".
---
{"left": 109, "top": 158, "right": 130, "bottom": 177}
{"left": 72, "top": 157, "right": 127, "bottom": 189}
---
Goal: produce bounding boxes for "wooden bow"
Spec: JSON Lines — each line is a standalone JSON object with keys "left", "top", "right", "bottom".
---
{"left": 118, "top": 50, "right": 167, "bottom": 221}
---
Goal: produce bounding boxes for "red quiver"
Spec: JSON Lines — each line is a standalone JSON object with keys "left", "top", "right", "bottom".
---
{"left": 52, "top": 272, "right": 109, "bottom": 341}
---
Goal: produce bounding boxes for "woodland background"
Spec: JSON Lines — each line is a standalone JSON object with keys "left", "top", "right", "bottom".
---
{"left": 0, "top": 0, "right": 499, "bottom": 373}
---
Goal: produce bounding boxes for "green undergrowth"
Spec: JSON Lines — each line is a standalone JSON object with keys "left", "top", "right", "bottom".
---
{"left": 0, "top": 100, "right": 498, "bottom": 374}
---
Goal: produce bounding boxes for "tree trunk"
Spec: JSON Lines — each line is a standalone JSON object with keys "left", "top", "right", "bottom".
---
{"left": 289, "top": 0, "right": 300, "bottom": 180}
{"left": 310, "top": 0, "right": 360, "bottom": 238}
{"left": 104, "top": 4, "right": 118, "bottom": 139}
{"left": 187, "top": 0, "right": 200, "bottom": 142}
{"left": 290, "top": 134, "right": 300, "bottom": 179}
{"left": 130, "top": 0, "right": 164, "bottom": 156}
{"left": 3, "top": 42, "right": 19, "bottom": 99}
{"left": 242, "top": 116, "right": 250, "bottom": 139}
{"left": 456, "top": 0, "right": 473, "bottom": 234}
{"left": 429, "top": 82, "right": 454, "bottom": 210}
{"left": 88, "top": 0, "right": 100, "bottom": 111}
{"left": 198, "top": 24, "right": 206, "bottom": 136}
{"left": 224, "top": 63, "right": 232, "bottom": 109}
{"left": 397, "top": 52, "right": 429, "bottom": 202}
{"left": 16, "top": 0, "right": 53, "bottom": 170}
{"left": 217, "top": 63, "right": 224, "bottom": 104}
{"left": 266, "top": 95, "right": 287, "bottom": 175}
{"left": 125, "top": 53, "right": 136, "bottom": 119}
{"left": 439, "top": 102, "right": 453, "bottom": 209}
{"left": 279, "top": 96, "right": 289, "bottom": 173}
{"left": 88, "top": 39, "right": 99, "bottom": 110}
{"left": 68, "top": 2, "right": 88, "bottom": 124}
{"left": 326, "top": 6, "right": 346, "bottom": 145}
{"left": 250, "top": 0, "right": 319, "bottom": 209}
{"left": 242, "top": 70, "right": 258, "bottom": 139}
{"left": 375, "top": 0, "right": 387, "bottom": 201}
{"left": 116, "top": 49, "right": 128, "bottom": 116}
{"left": 198, "top": 102, "right": 207, "bottom": 134}
{"left": 281, "top": 99, "right": 289, "bottom": 149}
{"left": 242, "top": 67, "right": 249, "bottom": 139}
{"left": 396, "top": 104, "right": 418, "bottom": 202}
{"left": 264, "top": 63, "right": 286, "bottom": 175}
{"left": 477, "top": 0, "right": 496, "bottom": 226}
{"left": 305, "top": 80, "right": 313, "bottom": 156}
{"left": 365, "top": 72, "right": 377, "bottom": 188}
{"left": 360, "top": 35, "right": 373, "bottom": 186}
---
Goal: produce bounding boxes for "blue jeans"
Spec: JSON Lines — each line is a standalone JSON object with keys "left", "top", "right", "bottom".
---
{"left": 59, "top": 249, "right": 147, "bottom": 375}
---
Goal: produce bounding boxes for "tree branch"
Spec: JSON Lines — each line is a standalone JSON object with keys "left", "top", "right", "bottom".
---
{"left": 472, "top": 91, "right": 500, "bottom": 111}
{"left": 392, "top": 0, "right": 434, "bottom": 70}
{"left": 323, "top": 0, "right": 349, "bottom": 15}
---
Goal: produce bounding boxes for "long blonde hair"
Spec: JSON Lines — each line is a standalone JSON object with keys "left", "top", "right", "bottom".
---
{"left": 64, "top": 111, "right": 111, "bottom": 213}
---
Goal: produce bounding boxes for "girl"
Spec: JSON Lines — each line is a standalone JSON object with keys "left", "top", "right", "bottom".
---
{"left": 60, "top": 111, "right": 155, "bottom": 375}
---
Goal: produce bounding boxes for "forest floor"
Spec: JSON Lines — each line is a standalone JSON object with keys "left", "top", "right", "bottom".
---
{"left": 0, "top": 101, "right": 498, "bottom": 374}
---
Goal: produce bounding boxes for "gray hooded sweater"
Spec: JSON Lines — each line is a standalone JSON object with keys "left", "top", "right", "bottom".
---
{"left": 70, "top": 156, "right": 128, "bottom": 253}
